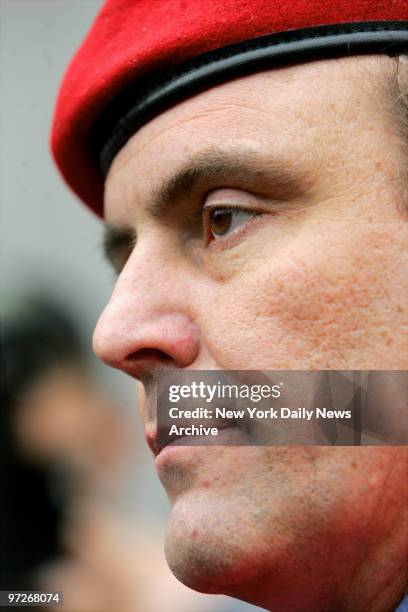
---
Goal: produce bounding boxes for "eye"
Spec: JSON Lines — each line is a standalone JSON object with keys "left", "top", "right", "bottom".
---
{"left": 204, "top": 206, "right": 258, "bottom": 241}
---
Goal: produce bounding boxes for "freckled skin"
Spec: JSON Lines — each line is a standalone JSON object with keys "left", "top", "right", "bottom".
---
{"left": 94, "top": 56, "right": 408, "bottom": 611}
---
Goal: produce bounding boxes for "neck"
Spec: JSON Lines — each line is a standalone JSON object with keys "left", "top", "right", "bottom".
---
{"left": 345, "top": 558, "right": 407, "bottom": 612}
{"left": 233, "top": 520, "right": 407, "bottom": 612}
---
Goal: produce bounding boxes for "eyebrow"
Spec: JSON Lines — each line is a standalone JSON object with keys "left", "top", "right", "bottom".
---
{"left": 149, "top": 146, "right": 306, "bottom": 217}
{"left": 103, "top": 145, "right": 308, "bottom": 268}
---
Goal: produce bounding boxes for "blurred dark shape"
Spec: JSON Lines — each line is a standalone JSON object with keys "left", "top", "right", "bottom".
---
{"left": 0, "top": 298, "right": 85, "bottom": 591}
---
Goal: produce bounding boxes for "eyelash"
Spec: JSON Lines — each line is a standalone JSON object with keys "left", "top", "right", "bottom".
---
{"left": 106, "top": 234, "right": 137, "bottom": 276}
{"left": 107, "top": 202, "right": 265, "bottom": 275}
{"left": 199, "top": 204, "right": 262, "bottom": 243}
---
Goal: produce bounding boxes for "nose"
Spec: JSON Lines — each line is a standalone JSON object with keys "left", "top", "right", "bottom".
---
{"left": 93, "top": 252, "right": 199, "bottom": 382}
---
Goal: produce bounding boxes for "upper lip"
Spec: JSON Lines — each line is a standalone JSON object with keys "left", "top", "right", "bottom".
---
{"left": 145, "top": 427, "right": 161, "bottom": 456}
{"left": 143, "top": 372, "right": 201, "bottom": 456}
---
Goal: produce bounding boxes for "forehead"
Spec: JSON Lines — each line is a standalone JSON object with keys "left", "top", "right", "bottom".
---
{"left": 104, "top": 55, "right": 389, "bottom": 221}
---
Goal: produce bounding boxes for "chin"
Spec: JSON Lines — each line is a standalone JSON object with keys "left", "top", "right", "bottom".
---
{"left": 163, "top": 489, "right": 269, "bottom": 597}
{"left": 164, "top": 527, "right": 230, "bottom": 594}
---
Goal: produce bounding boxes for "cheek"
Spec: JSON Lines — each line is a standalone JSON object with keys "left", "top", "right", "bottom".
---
{"left": 204, "top": 221, "right": 406, "bottom": 369}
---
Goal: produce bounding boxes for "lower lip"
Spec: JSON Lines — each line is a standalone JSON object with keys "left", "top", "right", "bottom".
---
{"left": 154, "top": 426, "right": 244, "bottom": 470}
{"left": 154, "top": 437, "right": 205, "bottom": 470}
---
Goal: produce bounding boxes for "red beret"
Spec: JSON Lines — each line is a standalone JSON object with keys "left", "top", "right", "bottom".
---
{"left": 50, "top": 0, "right": 408, "bottom": 217}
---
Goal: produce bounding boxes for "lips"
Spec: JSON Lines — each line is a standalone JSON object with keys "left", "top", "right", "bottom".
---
{"left": 146, "top": 420, "right": 242, "bottom": 459}
{"left": 145, "top": 428, "right": 161, "bottom": 456}
{"left": 144, "top": 378, "right": 231, "bottom": 456}
{"left": 145, "top": 425, "right": 186, "bottom": 456}
{"left": 144, "top": 397, "right": 199, "bottom": 456}
{"left": 145, "top": 423, "right": 216, "bottom": 457}
{"left": 143, "top": 368, "right": 275, "bottom": 457}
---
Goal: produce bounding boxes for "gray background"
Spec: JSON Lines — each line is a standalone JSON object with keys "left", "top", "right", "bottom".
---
{"left": 0, "top": 0, "right": 163, "bottom": 519}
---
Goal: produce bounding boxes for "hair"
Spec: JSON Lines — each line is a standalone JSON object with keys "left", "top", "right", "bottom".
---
{"left": 0, "top": 298, "right": 82, "bottom": 589}
{"left": 1, "top": 297, "right": 83, "bottom": 409}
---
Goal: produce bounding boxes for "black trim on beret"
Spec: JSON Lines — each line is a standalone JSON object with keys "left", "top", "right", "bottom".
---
{"left": 91, "top": 20, "right": 408, "bottom": 175}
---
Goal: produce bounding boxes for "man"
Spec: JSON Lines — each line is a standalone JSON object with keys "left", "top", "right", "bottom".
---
{"left": 51, "top": 2, "right": 408, "bottom": 610}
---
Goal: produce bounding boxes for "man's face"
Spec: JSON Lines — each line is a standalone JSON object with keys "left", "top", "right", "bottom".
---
{"left": 94, "top": 56, "right": 408, "bottom": 611}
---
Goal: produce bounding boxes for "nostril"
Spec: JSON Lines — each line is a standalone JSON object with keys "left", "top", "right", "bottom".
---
{"left": 127, "top": 348, "right": 174, "bottom": 364}
{"left": 123, "top": 348, "right": 175, "bottom": 379}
